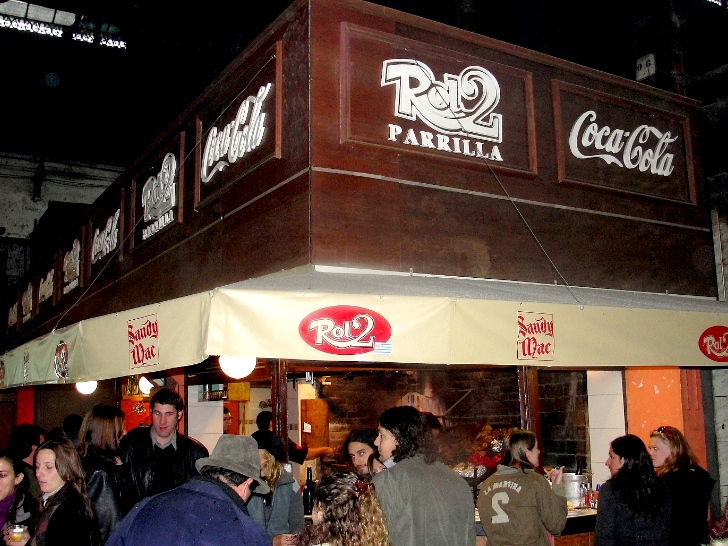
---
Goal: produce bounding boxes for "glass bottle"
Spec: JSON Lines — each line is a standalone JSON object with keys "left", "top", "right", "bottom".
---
{"left": 302, "top": 467, "right": 315, "bottom": 515}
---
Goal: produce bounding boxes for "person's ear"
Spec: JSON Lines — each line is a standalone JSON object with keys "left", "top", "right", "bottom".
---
{"left": 14, "top": 472, "right": 23, "bottom": 486}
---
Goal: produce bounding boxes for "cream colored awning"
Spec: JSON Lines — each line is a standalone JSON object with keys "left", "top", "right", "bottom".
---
{"left": 3, "top": 265, "right": 728, "bottom": 387}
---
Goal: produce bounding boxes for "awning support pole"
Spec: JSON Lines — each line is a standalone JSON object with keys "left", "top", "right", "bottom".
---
{"left": 271, "top": 359, "right": 289, "bottom": 461}
{"left": 518, "top": 366, "right": 542, "bottom": 471}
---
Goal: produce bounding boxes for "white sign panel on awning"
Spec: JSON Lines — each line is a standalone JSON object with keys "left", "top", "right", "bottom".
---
{"left": 2, "top": 266, "right": 728, "bottom": 387}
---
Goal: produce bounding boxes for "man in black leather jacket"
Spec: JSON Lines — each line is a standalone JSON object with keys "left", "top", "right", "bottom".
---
{"left": 121, "top": 388, "right": 209, "bottom": 505}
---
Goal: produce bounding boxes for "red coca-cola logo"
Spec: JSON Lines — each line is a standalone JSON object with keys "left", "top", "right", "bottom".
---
{"left": 299, "top": 306, "right": 392, "bottom": 355}
{"left": 698, "top": 326, "right": 728, "bottom": 362}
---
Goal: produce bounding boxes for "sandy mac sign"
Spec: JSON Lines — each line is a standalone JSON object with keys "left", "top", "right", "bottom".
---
{"left": 299, "top": 305, "right": 392, "bottom": 356}
{"left": 517, "top": 311, "right": 554, "bottom": 361}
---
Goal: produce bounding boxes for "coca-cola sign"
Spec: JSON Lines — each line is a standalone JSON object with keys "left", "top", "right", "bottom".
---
{"left": 569, "top": 110, "right": 676, "bottom": 177}
{"left": 698, "top": 325, "right": 728, "bottom": 362}
{"left": 299, "top": 305, "right": 392, "bottom": 355}
{"left": 554, "top": 81, "right": 693, "bottom": 203}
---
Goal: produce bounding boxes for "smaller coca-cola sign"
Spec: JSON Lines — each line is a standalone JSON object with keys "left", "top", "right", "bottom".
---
{"left": 517, "top": 311, "right": 554, "bottom": 361}
{"left": 698, "top": 325, "right": 728, "bottom": 362}
{"left": 299, "top": 306, "right": 392, "bottom": 355}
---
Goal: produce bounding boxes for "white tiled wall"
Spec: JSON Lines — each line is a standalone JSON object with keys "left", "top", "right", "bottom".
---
{"left": 186, "top": 385, "right": 223, "bottom": 454}
{"left": 587, "top": 370, "right": 626, "bottom": 488}
{"left": 713, "top": 369, "right": 728, "bottom": 510}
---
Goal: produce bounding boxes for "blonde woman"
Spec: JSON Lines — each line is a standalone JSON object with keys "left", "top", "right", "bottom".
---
{"left": 247, "top": 448, "right": 304, "bottom": 546}
{"left": 294, "top": 471, "right": 389, "bottom": 546}
{"left": 649, "top": 426, "right": 715, "bottom": 546}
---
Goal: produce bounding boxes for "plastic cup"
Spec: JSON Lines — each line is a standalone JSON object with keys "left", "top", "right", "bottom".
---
{"left": 9, "top": 525, "right": 24, "bottom": 543}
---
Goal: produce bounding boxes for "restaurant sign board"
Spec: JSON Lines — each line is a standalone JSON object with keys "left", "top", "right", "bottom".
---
{"left": 698, "top": 325, "right": 728, "bottom": 363}
{"left": 132, "top": 132, "right": 184, "bottom": 249}
{"left": 194, "top": 45, "right": 280, "bottom": 208}
{"left": 128, "top": 313, "right": 159, "bottom": 369}
{"left": 554, "top": 81, "right": 694, "bottom": 203}
{"left": 21, "top": 282, "right": 32, "bottom": 324}
{"left": 61, "top": 236, "right": 83, "bottom": 297}
{"left": 299, "top": 305, "right": 392, "bottom": 355}
{"left": 343, "top": 25, "right": 536, "bottom": 176}
{"left": 517, "top": 311, "right": 554, "bottom": 361}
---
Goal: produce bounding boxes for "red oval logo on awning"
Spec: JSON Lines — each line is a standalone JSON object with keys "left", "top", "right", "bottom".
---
{"left": 299, "top": 305, "right": 392, "bottom": 355}
{"left": 698, "top": 325, "right": 728, "bottom": 362}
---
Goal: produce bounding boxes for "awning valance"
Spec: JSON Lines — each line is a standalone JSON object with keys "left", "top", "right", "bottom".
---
{"left": 3, "top": 265, "right": 728, "bottom": 387}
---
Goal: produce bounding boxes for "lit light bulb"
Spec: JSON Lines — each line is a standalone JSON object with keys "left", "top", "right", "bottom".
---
{"left": 76, "top": 381, "right": 97, "bottom": 394}
{"left": 139, "top": 376, "right": 154, "bottom": 395}
{"left": 219, "top": 356, "right": 256, "bottom": 379}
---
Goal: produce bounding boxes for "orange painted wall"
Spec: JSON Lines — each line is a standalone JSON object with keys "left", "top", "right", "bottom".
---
{"left": 624, "top": 367, "right": 683, "bottom": 445}
{"left": 624, "top": 367, "right": 708, "bottom": 467}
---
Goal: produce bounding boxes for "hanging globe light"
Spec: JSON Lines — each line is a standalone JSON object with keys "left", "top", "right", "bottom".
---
{"left": 219, "top": 356, "right": 257, "bottom": 379}
{"left": 76, "top": 380, "right": 97, "bottom": 394}
{"left": 138, "top": 375, "right": 154, "bottom": 395}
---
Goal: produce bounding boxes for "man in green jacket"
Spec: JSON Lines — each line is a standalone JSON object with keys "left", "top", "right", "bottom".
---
{"left": 373, "top": 406, "right": 475, "bottom": 546}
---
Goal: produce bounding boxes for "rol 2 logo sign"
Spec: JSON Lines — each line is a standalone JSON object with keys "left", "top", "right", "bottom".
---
{"left": 699, "top": 326, "right": 728, "bottom": 362}
{"left": 299, "top": 306, "right": 392, "bottom": 355}
{"left": 381, "top": 59, "right": 504, "bottom": 162}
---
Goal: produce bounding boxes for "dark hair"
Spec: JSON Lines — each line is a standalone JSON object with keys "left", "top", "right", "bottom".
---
{"left": 62, "top": 414, "right": 83, "bottom": 440}
{"left": 502, "top": 429, "right": 537, "bottom": 470}
{"left": 199, "top": 465, "right": 259, "bottom": 490}
{"left": 378, "top": 406, "right": 437, "bottom": 464}
{"left": 223, "top": 407, "right": 230, "bottom": 415}
{"left": 608, "top": 434, "right": 667, "bottom": 522}
{"left": 36, "top": 438, "right": 94, "bottom": 518}
{"left": 344, "top": 429, "right": 377, "bottom": 451}
{"left": 77, "top": 404, "right": 126, "bottom": 461}
{"left": 256, "top": 411, "right": 273, "bottom": 431}
{"left": 150, "top": 388, "right": 184, "bottom": 412}
{"left": 0, "top": 449, "right": 25, "bottom": 478}
{"left": 8, "top": 424, "right": 45, "bottom": 460}
{"left": 423, "top": 412, "right": 443, "bottom": 433}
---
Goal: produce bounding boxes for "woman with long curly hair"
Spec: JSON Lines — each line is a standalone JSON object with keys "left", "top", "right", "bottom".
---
{"left": 3, "top": 438, "right": 98, "bottom": 546}
{"left": 294, "top": 471, "right": 388, "bottom": 546}
{"left": 78, "top": 404, "right": 134, "bottom": 544}
{"left": 247, "top": 448, "right": 304, "bottom": 546}
{"left": 595, "top": 434, "right": 670, "bottom": 546}
{"left": 648, "top": 425, "right": 715, "bottom": 546}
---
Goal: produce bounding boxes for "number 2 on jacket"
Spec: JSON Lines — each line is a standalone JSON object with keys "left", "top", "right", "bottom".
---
{"left": 491, "top": 492, "right": 510, "bottom": 523}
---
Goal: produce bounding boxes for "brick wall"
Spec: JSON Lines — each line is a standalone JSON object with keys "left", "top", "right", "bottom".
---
{"left": 538, "top": 370, "right": 589, "bottom": 472}
{"left": 316, "top": 368, "right": 588, "bottom": 470}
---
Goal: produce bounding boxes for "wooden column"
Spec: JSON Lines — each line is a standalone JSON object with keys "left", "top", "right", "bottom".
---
{"left": 518, "top": 366, "right": 543, "bottom": 469}
{"left": 270, "top": 359, "right": 289, "bottom": 461}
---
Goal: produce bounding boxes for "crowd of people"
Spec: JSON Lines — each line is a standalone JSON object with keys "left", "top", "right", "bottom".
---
{"left": 0, "top": 388, "right": 723, "bottom": 546}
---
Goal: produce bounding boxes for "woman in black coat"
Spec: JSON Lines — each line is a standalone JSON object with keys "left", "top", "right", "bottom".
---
{"left": 649, "top": 425, "right": 716, "bottom": 546}
{"left": 2, "top": 438, "right": 98, "bottom": 546}
{"left": 595, "top": 434, "right": 670, "bottom": 546}
{"left": 78, "top": 405, "right": 134, "bottom": 545}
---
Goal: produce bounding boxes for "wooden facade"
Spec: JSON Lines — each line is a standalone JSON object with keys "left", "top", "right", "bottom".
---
{"left": 3, "top": 0, "right": 714, "bottom": 354}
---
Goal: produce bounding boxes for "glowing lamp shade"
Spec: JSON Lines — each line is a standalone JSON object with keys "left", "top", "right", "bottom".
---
{"left": 219, "top": 356, "right": 257, "bottom": 379}
{"left": 138, "top": 375, "right": 154, "bottom": 395}
{"left": 76, "top": 381, "right": 97, "bottom": 395}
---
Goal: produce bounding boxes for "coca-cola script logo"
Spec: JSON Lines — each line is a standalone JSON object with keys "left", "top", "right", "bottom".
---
{"left": 299, "top": 306, "right": 392, "bottom": 355}
{"left": 569, "top": 110, "right": 677, "bottom": 177}
{"left": 698, "top": 325, "right": 728, "bottom": 362}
